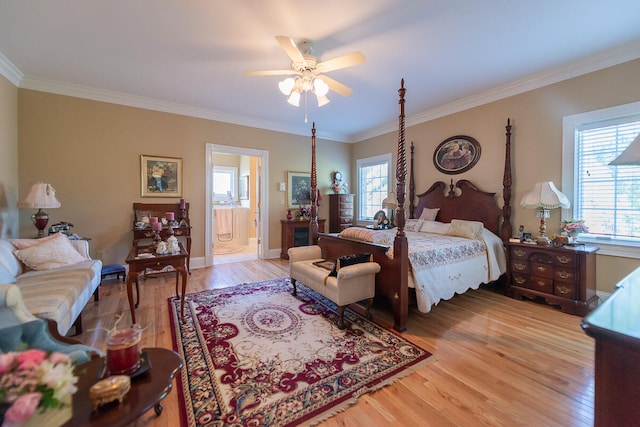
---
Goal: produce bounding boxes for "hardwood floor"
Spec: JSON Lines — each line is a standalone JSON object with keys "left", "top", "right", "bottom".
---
{"left": 76, "top": 259, "right": 595, "bottom": 426}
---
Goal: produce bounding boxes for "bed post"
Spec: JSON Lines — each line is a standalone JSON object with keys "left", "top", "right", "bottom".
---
{"left": 500, "top": 118, "right": 513, "bottom": 242}
{"left": 309, "top": 122, "right": 319, "bottom": 244}
{"left": 409, "top": 141, "right": 415, "bottom": 219}
{"left": 393, "top": 79, "right": 409, "bottom": 332}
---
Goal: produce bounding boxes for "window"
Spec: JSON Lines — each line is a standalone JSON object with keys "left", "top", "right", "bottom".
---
{"left": 213, "top": 166, "right": 238, "bottom": 203}
{"left": 357, "top": 153, "right": 392, "bottom": 222}
{"left": 562, "top": 101, "right": 640, "bottom": 258}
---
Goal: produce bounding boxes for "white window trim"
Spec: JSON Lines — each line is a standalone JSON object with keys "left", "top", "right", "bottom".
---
{"left": 562, "top": 100, "right": 640, "bottom": 259}
{"left": 356, "top": 153, "right": 392, "bottom": 225}
{"left": 213, "top": 166, "right": 238, "bottom": 203}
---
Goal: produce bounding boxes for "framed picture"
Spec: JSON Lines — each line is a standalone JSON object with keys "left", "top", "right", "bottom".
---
{"left": 433, "top": 135, "right": 481, "bottom": 174}
{"left": 140, "top": 155, "right": 183, "bottom": 197}
{"left": 240, "top": 175, "right": 249, "bottom": 200}
{"left": 287, "top": 171, "right": 311, "bottom": 207}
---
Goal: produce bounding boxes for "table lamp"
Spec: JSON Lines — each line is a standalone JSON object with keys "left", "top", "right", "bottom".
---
{"left": 17, "top": 182, "right": 61, "bottom": 237}
{"left": 520, "top": 181, "right": 569, "bottom": 245}
{"left": 382, "top": 192, "right": 397, "bottom": 227}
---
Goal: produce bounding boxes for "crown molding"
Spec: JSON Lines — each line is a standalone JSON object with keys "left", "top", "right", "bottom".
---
{"left": 350, "top": 40, "right": 640, "bottom": 143}
{"left": 0, "top": 52, "right": 23, "bottom": 86}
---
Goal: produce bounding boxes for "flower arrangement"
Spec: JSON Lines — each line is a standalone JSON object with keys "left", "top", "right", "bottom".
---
{"left": 0, "top": 349, "right": 77, "bottom": 426}
{"left": 562, "top": 219, "right": 589, "bottom": 234}
{"left": 297, "top": 206, "right": 310, "bottom": 219}
{"left": 330, "top": 180, "right": 348, "bottom": 194}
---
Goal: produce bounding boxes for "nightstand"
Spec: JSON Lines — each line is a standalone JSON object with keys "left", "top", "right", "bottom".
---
{"left": 507, "top": 242, "right": 599, "bottom": 316}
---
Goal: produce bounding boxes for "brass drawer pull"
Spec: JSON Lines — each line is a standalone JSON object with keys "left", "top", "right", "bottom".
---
{"left": 536, "top": 280, "right": 546, "bottom": 287}
{"left": 536, "top": 266, "right": 547, "bottom": 272}
{"left": 144, "top": 231, "right": 154, "bottom": 238}
{"left": 557, "top": 256, "right": 571, "bottom": 264}
{"left": 514, "top": 262, "right": 526, "bottom": 271}
{"left": 514, "top": 277, "right": 526, "bottom": 285}
{"left": 557, "top": 271, "right": 570, "bottom": 279}
{"left": 514, "top": 249, "right": 526, "bottom": 257}
{"left": 556, "top": 286, "right": 570, "bottom": 294}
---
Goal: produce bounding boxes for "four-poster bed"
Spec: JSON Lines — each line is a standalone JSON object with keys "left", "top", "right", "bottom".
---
{"left": 307, "top": 80, "right": 513, "bottom": 332}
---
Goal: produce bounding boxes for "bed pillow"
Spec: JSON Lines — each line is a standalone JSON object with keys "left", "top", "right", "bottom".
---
{"left": 338, "top": 227, "right": 390, "bottom": 245}
{"left": 419, "top": 220, "right": 451, "bottom": 234}
{"left": 419, "top": 208, "right": 440, "bottom": 221}
{"left": 13, "top": 233, "right": 87, "bottom": 270}
{"left": 445, "top": 219, "right": 484, "bottom": 240}
{"left": 328, "top": 253, "right": 373, "bottom": 277}
{"left": 11, "top": 233, "right": 60, "bottom": 250}
{"left": 405, "top": 219, "right": 424, "bottom": 232}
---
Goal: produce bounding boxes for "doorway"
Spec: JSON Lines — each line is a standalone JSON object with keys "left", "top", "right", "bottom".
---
{"left": 205, "top": 144, "right": 269, "bottom": 266}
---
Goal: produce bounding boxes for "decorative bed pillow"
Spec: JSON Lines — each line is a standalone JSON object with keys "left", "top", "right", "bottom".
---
{"left": 11, "top": 233, "right": 60, "bottom": 250}
{"left": 405, "top": 219, "right": 424, "bottom": 232}
{"left": 445, "top": 219, "right": 484, "bottom": 240}
{"left": 338, "top": 227, "right": 391, "bottom": 245}
{"left": 329, "top": 253, "right": 373, "bottom": 277}
{"left": 419, "top": 220, "right": 451, "bottom": 234}
{"left": 419, "top": 208, "right": 440, "bottom": 221}
{"left": 13, "top": 233, "right": 87, "bottom": 270}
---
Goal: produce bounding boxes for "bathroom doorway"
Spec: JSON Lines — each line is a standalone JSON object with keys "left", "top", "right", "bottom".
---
{"left": 205, "top": 144, "right": 269, "bottom": 266}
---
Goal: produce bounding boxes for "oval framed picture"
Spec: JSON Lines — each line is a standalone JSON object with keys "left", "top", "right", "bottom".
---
{"left": 433, "top": 135, "right": 481, "bottom": 174}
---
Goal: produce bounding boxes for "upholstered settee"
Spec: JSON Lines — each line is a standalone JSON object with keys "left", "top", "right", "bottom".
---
{"left": 0, "top": 233, "right": 102, "bottom": 336}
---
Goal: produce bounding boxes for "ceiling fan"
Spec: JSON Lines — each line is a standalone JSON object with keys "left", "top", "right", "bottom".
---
{"left": 246, "top": 35, "right": 365, "bottom": 108}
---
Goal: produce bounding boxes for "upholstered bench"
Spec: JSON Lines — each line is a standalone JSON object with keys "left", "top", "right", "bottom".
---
{"left": 288, "top": 245, "right": 380, "bottom": 329}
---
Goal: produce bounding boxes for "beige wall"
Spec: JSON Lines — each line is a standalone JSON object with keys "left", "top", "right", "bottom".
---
{"left": 354, "top": 59, "right": 640, "bottom": 293}
{"left": 16, "top": 91, "right": 350, "bottom": 263}
{"left": 9, "top": 59, "right": 640, "bottom": 293}
{"left": 0, "top": 75, "right": 19, "bottom": 239}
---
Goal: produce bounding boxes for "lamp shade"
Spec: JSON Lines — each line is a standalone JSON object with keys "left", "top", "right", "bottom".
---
{"left": 520, "top": 181, "right": 569, "bottom": 210}
{"left": 17, "top": 182, "right": 61, "bottom": 209}
{"left": 382, "top": 192, "right": 397, "bottom": 209}
{"left": 609, "top": 133, "right": 640, "bottom": 166}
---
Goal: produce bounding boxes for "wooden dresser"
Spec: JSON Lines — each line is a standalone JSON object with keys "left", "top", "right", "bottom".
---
{"left": 280, "top": 219, "right": 325, "bottom": 259}
{"left": 329, "top": 193, "right": 354, "bottom": 233}
{"left": 507, "top": 242, "right": 598, "bottom": 316}
{"left": 582, "top": 267, "right": 640, "bottom": 426}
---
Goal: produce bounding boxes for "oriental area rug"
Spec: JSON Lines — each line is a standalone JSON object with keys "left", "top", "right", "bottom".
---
{"left": 168, "top": 278, "right": 433, "bottom": 427}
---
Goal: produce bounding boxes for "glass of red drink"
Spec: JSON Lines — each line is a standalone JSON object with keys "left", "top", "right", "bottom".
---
{"left": 106, "top": 324, "right": 142, "bottom": 375}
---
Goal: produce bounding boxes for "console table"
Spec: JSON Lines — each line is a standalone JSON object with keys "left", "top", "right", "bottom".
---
{"left": 582, "top": 267, "right": 640, "bottom": 426}
{"left": 132, "top": 202, "right": 191, "bottom": 271}
{"left": 280, "top": 219, "right": 325, "bottom": 259}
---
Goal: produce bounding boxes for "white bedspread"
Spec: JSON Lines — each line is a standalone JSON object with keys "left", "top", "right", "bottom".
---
{"left": 338, "top": 225, "right": 506, "bottom": 313}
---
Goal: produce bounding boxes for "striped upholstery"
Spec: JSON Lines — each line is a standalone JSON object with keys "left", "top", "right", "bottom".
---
{"left": 0, "top": 238, "right": 102, "bottom": 336}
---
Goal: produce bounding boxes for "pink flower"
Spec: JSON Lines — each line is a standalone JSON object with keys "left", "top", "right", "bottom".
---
{"left": 48, "top": 352, "right": 71, "bottom": 365}
{"left": 4, "top": 392, "right": 42, "bottom": 424}
{"left": 0, "top": 352, "right": 17, "bottom": 374}
{"left": 16, "top": 349, "right": 46, "bottom": 370}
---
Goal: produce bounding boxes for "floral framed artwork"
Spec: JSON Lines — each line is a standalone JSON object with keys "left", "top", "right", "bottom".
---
{"left": 287, "top": 171, "right": 311, "bottom": 207}
{"left": 433, "top": 135, "right": 481, "bottom": 174}
{"left": 141, "top": 155, "right": 183, "bottom": 197}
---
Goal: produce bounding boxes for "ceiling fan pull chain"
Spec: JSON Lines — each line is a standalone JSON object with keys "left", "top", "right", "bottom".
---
{"left": 304, "top": 91, "right": 309, "bottom": 123}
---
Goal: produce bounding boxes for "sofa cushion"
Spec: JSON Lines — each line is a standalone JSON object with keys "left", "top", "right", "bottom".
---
{"left": 13, "top": 233, "right": 87, "bottom": 270}
{"left": 11, "top": 233, "right": 61, "bottom": 250}
{"left": 0, "top": 262, "right": 16, "bottom": 284}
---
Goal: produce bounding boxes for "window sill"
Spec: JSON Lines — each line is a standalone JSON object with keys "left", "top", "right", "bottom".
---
{"left": 578, "top": 236, "right": 640, "bottom": 259}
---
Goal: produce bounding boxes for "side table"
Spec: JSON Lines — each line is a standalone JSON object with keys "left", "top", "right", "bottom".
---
{"left": 65, "top": 347, "right": 182, "bottom": 426}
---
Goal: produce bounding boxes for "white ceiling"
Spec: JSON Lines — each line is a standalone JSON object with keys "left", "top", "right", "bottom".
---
{"left": 1, "top": 1, "right": 640, "bottom": 142}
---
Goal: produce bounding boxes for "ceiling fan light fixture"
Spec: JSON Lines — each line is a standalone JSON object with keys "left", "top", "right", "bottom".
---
{"left": 313, "top": 77, "right": 329, "bottom": 97}
{"left": 287, "top": 90, "right": 301, "bottom": 107}
{"left": 278, "top": 77, "right": 295, "bottom": 95}
{"left": 316, "top": 94, "right": 330, "bottom": 107}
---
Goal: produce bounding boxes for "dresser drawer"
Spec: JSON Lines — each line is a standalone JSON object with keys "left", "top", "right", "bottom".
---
{"left": 510, "top": 246, "right": 531, "bottom": 260}
{"left": 531, "top": 262, "right": 553, "bottom": 279}
{"left": 554, "top": 268, "right": 577, "bottom": 284}
{"left": 553, "top": 253, "right": 576, "bottom": 268}
{"left": 511, "top": 273, "right": 529, "bottom": 288}
{"left": 530, "top": 276, "right": 553, "bottom": 294}
{"left": 554, "top": 282, "right": 576, "bottom": 299}
{"left": 511, "top": 260, "right": 529, "bottom": 274}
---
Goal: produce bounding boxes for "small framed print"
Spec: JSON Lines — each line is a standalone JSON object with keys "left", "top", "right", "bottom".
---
{"left": 433, "top": 135, "right": 481, "bottom": 174}
{"left": 141, "top": 155, "right": 183, "bottom": 197}
{"left": 287, "top": 171, "right": 311, "bottom": 207}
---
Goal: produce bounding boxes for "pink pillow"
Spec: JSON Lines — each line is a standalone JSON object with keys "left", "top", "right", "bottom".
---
{"left": 419, "top": 208, "right": 440, "bottom": 221}
{"left": 11, "top": 233, "right": 60, "bottom": 250}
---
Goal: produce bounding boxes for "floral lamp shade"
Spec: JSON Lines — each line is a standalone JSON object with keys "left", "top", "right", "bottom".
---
{"left": 17, "top": 182, "right": 61, "bottom": 238}
{"left": 520, "top": 181, "right": 570, "bottom": 243}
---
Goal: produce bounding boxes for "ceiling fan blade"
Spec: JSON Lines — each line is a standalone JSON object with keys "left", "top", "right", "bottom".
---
{"left": 318, "top": 75, "right": 353, "bottom": 96}
{"left": 275, "top": 35, "right": 307, "bottom": 67}
{"left": 316, "top": 51, "right": 365, "bottom": 74}
{"left": 245, "top": 70, "right": 300, "bottom": 76}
